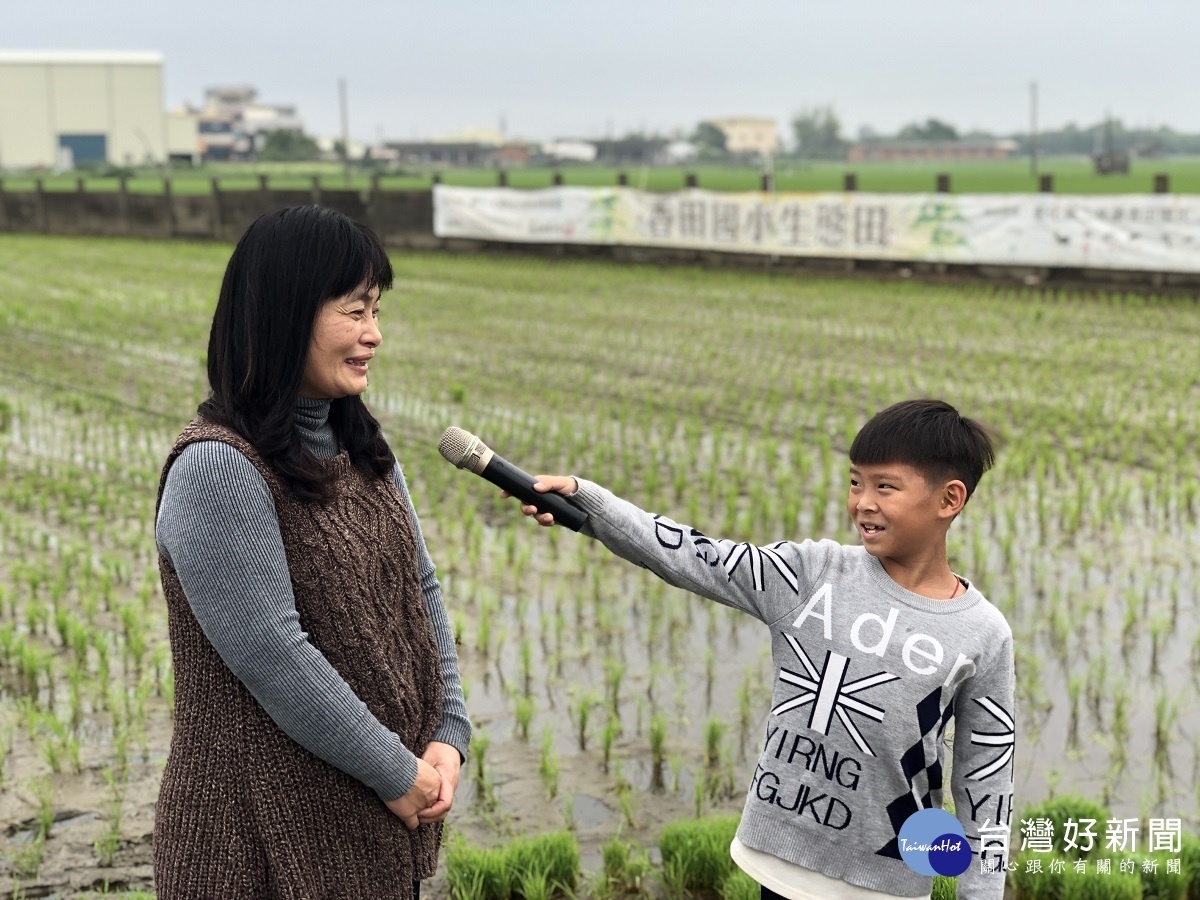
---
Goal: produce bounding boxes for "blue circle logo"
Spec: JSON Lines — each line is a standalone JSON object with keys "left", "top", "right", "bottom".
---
{"left": 898, "top": 809, "right": 971, "bottom": 877}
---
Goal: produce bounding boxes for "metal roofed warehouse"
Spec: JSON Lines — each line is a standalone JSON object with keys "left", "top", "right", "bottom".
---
{"left": 0, "top": 50, "right": 173, "bottom": 169}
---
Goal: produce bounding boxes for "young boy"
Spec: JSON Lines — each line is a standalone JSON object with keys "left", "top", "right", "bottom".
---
{"left": 510, "top": 399, "right": 1013, "bottom": 900}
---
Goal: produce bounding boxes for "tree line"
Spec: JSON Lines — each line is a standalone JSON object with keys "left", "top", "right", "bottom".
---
{"left": 256, "top": 112, "right": 1200, "bottom": 163}
{"left": 776, "top": 107, "right": 1200, "bottom": 160}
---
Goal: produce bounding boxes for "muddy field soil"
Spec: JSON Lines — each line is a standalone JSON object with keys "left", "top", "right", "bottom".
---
{"left": 1, "top": 655, "right": 748, "bottom": 898}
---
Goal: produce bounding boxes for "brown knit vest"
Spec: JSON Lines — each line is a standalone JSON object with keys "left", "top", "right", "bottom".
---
{"left": 153, "top": 419, "right": 445, "bottom": 899}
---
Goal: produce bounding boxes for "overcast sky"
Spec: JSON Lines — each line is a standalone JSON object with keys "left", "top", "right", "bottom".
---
{"left": 7, "top": 0, "right": 1198, "bottom": 144}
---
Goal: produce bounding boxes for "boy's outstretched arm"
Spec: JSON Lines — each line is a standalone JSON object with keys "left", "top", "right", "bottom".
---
{"left": 505, "top": 476, "right": 830, "bottom": 626}
{"left": 949, "top": 631, "right": 1016, "bottom": 900}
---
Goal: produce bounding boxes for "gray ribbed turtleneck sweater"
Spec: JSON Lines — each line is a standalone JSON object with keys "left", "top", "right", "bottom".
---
{"left": 155, "top": 398, "right": 470, "bottom": 801}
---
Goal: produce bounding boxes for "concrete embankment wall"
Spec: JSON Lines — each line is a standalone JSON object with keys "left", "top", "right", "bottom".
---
{"left": 0, "top": 183, "right": 434, "bottom": 246}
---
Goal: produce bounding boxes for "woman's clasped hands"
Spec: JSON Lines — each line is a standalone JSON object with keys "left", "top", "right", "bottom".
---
{"left": 385, "top": 741, "right": 462, "bottom": 829}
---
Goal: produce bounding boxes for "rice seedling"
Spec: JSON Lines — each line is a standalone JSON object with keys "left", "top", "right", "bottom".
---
{"left": 601, "top": 712, "right": 621, "bottom": 773}
{"left": 1149, "top": 616, "right": 1170, "bottom": 679}
{"left": 31, "top": 775, "right": 55, "bottom": 842}
{"left": 1109, "top": 683, "right": 1131, "bottom": 776}
{"left": 570, "top": 691, "right": 596, "bottom": 751}
{"left": 444, "top": 835, "right": 508, "bottom": 900}
{"left": 704, "top": 717, "right": 726, "bottom": 770}
{"left": 492, "top": 627, "right": 508, "bottom": 679}
{"left": 521, "top": 870, "right": 561, "bottom": 900}
{"left": 470, "top": 729, "right": 490, "bottom": 790}
{"left": 1086, "top": 654, "right": 1107, "bottom": 726}
{"left": 94, "top": 792, "right": 124, "bottom": 867}
{"left": 518, "top": 638, "right": 533, "bottom": 695}
{"left": 721, "top": 869, "right": 760, "bottom": 900}
{"left": 561, "top": 792, "right": 575, "bottom": 831}
{"left": 704, "top": 646, "right": 715, "bottom": 711}
{"left": 659, "top": 814, "right": 740, "bottom": 896}
{"left": 513, "top": 694, "right": 534, "bottom": 741}
{"left": 617, "top": 785, "right": 638, "bottom": 830}
{"left": 445, "top": 829, "right": 579, "bottom": 900}
{"left": 538, "top": 728, "right": 560, "bottom": 799}
{"left": 11, "top": 833, "right": 46, "bottom": 880}
{"left": 736, "top": 669, "right": 754, "bottom": 761}
{"left": 600, "top": 831, "right": 652, "bottom": 895}
{"left": 668, "top": 754, "right": 684, "bottom": 794}
{"left": 476, "top": 599, "right": 493, "bottom": 657}
{"left": 1152, "top": 690, "right": 1179, "bottom": 777}
{"left": 649, "top": 712, "right": 668, "bottom": 770}
{"left": 3, "top": 238, "right": 1200, "bottom": 892}
{"left": 1066, "top": 674, "right": 1084, "bottom": 751}
{"left": 605, "top": 656, "right": 625, "bottom": 715}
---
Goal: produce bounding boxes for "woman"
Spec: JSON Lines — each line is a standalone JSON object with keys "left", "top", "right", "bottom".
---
{"left": 154, "top": 206, "right": 470, "bottom": 898}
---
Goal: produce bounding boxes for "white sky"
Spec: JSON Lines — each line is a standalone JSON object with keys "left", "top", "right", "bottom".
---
{"left": 6, "top": 0, "right": 1197, "bottom": 143}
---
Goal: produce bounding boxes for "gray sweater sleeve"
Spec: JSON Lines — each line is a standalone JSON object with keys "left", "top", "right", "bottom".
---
{"left": 570, "top": 478, "right": 831, "bottom": 626}
{"left": 156, "top": 441, "right": 421, "bottom": 802}
{"left": 390, "top": 462, "right": 471, "bottom": 761}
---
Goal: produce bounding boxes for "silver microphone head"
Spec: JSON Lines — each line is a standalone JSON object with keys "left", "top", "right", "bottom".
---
{"left": 438, "top": 426, "right": 493, "bottom": 475}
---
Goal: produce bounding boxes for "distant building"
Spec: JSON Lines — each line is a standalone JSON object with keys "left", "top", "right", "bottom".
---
{"left": 705, "top": 117, "right": 780, "bottom": 159}
{"left": 433, "top": 127, "right": 503, "bottom": 146}
{"left": 590, "top": 136, "right": 669, "bottom": 166}
{"left": 165, "top": 109, "right": 200, "bottom": 166}
{"left": 661, "top": 140, "right": 698, "bottom": 164}
{"left": 543, "top": 140, "right": 598, "bottom": 163}
{"left": 496, "top": 143, "right": 534, "bottom": 166}
{"left": 384, "top": 141, "right": 496, "bottom": 167}
{"left": 315, "top": 136, "right": 369, "bottom": 162}
{"left": 189, "top": 85, "right": 304, "bottom": 161}
{"left": 0, "top": 50, "right": 177, "bottom": 169}
{"left": 1091, "top": 119, "right": 1130, "bottom": 175}
{"left": 847, "top": 139, "right": 1018, "bottom": 163}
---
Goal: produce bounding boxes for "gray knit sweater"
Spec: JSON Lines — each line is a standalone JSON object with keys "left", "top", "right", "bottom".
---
{"left": 155, "top": 398, "right": 470, "bottom": 802}
{"left": 570, "top": 479, "right": 1014, "bottom": 900}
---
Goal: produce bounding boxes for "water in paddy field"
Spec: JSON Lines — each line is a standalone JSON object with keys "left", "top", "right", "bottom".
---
{"left": 419, "top": 449, "right": 1200, "bottom": 836}
{"left": 0, "top": 242, "right": 1198, "bottom": 894}
{"left": 370, "top": 260, "right": 1200, "bottom": 842}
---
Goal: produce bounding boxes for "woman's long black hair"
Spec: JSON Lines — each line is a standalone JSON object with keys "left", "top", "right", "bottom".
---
{"left": 198, "top": 205, "right": 395, "bottom": 502}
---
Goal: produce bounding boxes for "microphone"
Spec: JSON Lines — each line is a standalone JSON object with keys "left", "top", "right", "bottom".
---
{"left": 437, "top": 427, "right": 589, "bottom": 532}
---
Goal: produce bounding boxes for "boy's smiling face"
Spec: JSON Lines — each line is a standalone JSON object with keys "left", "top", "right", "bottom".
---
{"left": 847, "top": 462, "right": 958, "bottom": 563}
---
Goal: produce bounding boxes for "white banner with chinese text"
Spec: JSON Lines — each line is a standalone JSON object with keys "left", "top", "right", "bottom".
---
{"left": 433, "top": 185, "right": 1200, "bottom": 273}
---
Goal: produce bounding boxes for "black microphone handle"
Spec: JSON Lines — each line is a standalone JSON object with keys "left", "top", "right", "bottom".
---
{"left": 482, "top": 455, "right": 589, "bottom": 532}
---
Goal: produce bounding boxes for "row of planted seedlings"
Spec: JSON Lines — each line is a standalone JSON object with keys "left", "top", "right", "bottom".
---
{"left": 1, "top": 243, "right": 1196, "bottom": 882}
{"left": 379, "top": 267, "right": 1199, "bottom": 831}
{"left": 396, "top": 427, "right": 1132, "bottom": 830}
{"left": 984, "top": 441, "right": 1198, "bottom": 818}
{"left": 0, "top": 392, "right": 177, "bottom": 888}
{"left": 427, "top": 513, "right": 774, "bottom": 824}
{"left": 392, "top": 254, "right": 1198, "bottom": 507}
{"left": 442, "top": 815, "right": 783, "bottom": 900}
{"left": 441, "top": 803, "right": 1200, "bottom": 900}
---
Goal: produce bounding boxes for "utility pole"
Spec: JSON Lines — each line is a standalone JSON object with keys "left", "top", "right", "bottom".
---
{"left": 1029, "top": 81, "right": 1038, "bottom": 178}
{"left": 339, "top": 78, "right": 351, "bottom": 184}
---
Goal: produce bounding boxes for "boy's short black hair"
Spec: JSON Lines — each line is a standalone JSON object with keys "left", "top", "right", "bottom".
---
{"left": 849, "top": 399, "right": 995, "bottom": 500}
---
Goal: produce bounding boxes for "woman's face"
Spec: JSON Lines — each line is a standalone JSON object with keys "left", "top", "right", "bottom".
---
{"left": 299, "top": 283, "right": 382, "bottom": 400}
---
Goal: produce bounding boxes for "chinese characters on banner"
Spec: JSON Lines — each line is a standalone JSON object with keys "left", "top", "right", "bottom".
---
{"left": 432, "top": 185, "right": 1200, "bottom": 273}
{"left": 640, "top": 195, "right": 891, "bottom": 253}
